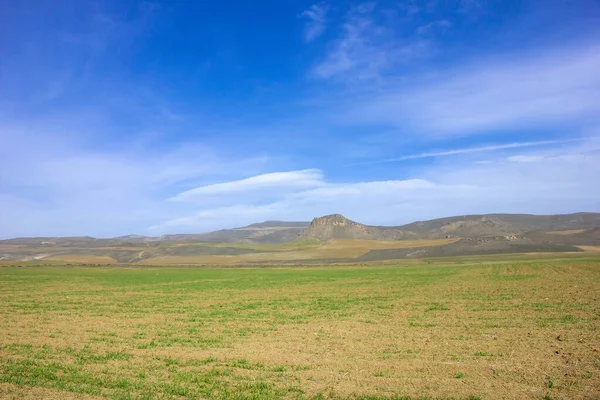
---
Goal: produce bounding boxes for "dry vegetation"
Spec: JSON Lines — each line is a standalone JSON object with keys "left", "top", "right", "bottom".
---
{"left": 546, "top": 230, "right": 588, "bottom": 236}
{"left": 1, "top": 258, "right": 600, "bottom": 399}
{"left": 137, "top": 239, "right": 459, "bottom": 266}
{"left": 1, "top": 238, "right": 461, "bottom": 266}
{"left": 43, "top": 255, "right": 118, "bottom": 264}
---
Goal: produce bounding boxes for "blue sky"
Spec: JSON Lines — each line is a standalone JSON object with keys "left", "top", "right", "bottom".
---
{"left": 1, "top": 0, "right": 599, "bottom": 238}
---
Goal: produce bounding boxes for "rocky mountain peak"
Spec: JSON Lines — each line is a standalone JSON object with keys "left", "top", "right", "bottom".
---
{"left": 310, "top": 214, "right": 356, "bottom": 227}
{"left": 302, "top": 214, "right": 413, "bottom": 241}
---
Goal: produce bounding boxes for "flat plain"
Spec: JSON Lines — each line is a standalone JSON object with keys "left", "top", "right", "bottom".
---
{"left": 1, "top": 258, "right": 599, "bottom": 399}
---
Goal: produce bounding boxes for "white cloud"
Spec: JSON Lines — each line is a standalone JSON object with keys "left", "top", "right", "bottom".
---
{"left": 313, "top": 2, "right": 428, "bottom": 80}
{"left": 0, "top": 121, "right": 270, "bottom": 238}
{"left": 169, "top": 169, "right": 325, "bottom": 202}
{"left": 417, "top": 20, "right": 451, "bottom": 36}
{"left": 289, "top": 179, "right": 446, "bottom": 200}
{"left": 0, "top": 132, "right": 252, "bottom": 191}
{"left": 301, "top": 3, "right": 328, "bottom": 42}
{"left": 354, "top": 138, "right": 581, "bottom": 165}
{"left": 3, "top": 2, "right": 600, "bottom": 239}
{"left": 3, "top": 117, "right": 599, "bottom": 237}
{"left": 150, "top": 177, "right": 470, "bottom": 232}
{"left": 151, "top": 136, "right": 600, "bottom": 233}
{"left": 149, "top": 204, "right": 287, "bottom": 231}
{"left": 349, "top": 44, "right": 600, "bottom": 136}
{"left": 506, "top": 155, "right": 545, "bottom": 163}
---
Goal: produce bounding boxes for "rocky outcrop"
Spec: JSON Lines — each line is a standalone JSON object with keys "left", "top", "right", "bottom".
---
{"left": 301, "top": 214, "right": 417, "bottom": 241}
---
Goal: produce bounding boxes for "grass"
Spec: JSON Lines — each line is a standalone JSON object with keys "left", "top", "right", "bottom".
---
{"left": 1, "top": 258, "right": 600, "bottom": 399}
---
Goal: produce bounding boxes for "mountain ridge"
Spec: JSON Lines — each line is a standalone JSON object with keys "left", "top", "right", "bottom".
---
{"left": 3, "top": 212, "right": 600, "bottom": 244}
{"left": 2, "top": 212, "right": 600, "bottom": 263}
{"left": 300, "top": 212, "right": 600, "bottom": 241}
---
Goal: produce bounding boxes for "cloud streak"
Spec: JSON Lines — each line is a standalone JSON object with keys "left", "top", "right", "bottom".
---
{"left": 353, "top": 138, "right": 582, "bottom": 165}
{"left": 150, "top": 136, "right": 600, "bottom": 233}
{"left": 301, "top": 3, "right": 329, "bottom": 42}
{"left": 349, "top": 44, "right": 600, "bottom": 136}
{"left": 0, "top": 119, "right": 270, "bottom": 238}
{"left": 313, "top": 2, "right": 428, "bottom": 80}
{"left": 417, "top": 20, "right": 451, "bottom": 36}
{"left": 169, "top": 169, "right": 324, "bottom": 201}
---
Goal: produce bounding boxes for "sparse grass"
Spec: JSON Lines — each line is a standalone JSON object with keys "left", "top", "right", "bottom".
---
{"left": 546, "top": 229, "right": 587, "bottom": 235}
{"left": 43, "top": 254, "right": 118, "bottom": 264}
{"left": 1, "top": 258, "right": 600, "bottom": 399}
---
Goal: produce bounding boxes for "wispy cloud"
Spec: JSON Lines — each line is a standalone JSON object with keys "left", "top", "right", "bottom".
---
{"left": 1, "top": 2, "right": 160, "bottom": 108}
{"left": 417, "top": 19, "right": 451, "bottom": 36}
{"left": 300, "top": 3, "right": 329, "bottom": 42}
{"left": 346, "top": 43, "right": 600, "bottom": 136}
{"left": 353, "top": 138, "right": 581, "bottom": 165}
{"left": 151, "top": 136, "right": 600, "bottom": 233}
{"left": 313, "top": 2, "right": 428, "bottom": 80}
{"left": 169, "top": 169, "right": 324, "bottom": 202}
{"left": 0, "top": 120, "right": 269, "bottom": 238}
{"left": 150, "top": 177, "right": 468, "bottom": 232}
{"left": 3, "top": 0, "right": 599, "bottom": 239}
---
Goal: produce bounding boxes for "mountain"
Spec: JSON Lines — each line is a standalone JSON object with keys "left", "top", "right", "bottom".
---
{"left": 160, "top": 220, "right": 309, "bottom": 244}
{"left": 0, "top": 221, "right": 310, "bottom": 247}
{"left": 114, "top": 234, "right": 157, "bottom": 241}
{"left": 2, "top": 213, "right": 599, "bottom": 264}
{"left": 398, "top": 212, "right": 600, "bottom": 238}
{"left": 300, "top": 212, "right": 600, "bottom": 241}
{"left": 356, "top": 228, "right": 600, "bottom": 261}
{"left": 300, "top": 214, "right": 418, "bottom": 240}
{"left": 3, "top": 213, "right": 600, "bottom": 246}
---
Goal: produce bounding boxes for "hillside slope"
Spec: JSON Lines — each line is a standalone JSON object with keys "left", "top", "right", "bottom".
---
{"left": 160, "top": 221, "right": 309, "bottom": 243}
{"left": 399, "top": 212, "right": 600, "bottom": 239}
{"left": 299, "top": 212, "right": 600, "bottom": 241}
{"left": 2, "top": 213, "right": 600, "bottom": 264}
{"left": 300, "top": 214, "right": 418, "bottom": 240}
{"left": 0, "top": 221, "right": 310, "bottom": 247}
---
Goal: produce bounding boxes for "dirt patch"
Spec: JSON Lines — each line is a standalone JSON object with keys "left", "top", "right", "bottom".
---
{"left": 0, "top": 383, "right": 104, "bottom": 399}
{"left": 577, "top": 245, "right": 600, "bottom": 252}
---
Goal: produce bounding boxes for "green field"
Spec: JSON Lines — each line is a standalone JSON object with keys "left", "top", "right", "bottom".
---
{"left": 1, "top": 259, "right": 599, "bottom": 399}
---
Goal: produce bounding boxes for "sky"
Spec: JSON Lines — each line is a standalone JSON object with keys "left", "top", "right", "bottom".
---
{"left": 1, "top": 0, "right": 599, "bottom": 238}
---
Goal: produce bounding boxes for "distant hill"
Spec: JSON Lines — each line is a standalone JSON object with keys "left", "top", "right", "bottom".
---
{"left": 399, "top": 212, "right": 600, "bottom": 239}
{"left": 2, "top": 212, "right": 600, "bottom": 264}
{"left": 300, "top": 212, "right": 600, "bottom": 241}
{"left": 300, "top": 214, "right": 417, "bottom": 240}
{"left": 160, "top": 220, "right": 309, "bottom": 244}
{"left": 3, "top": 213, "right": 600, "bottom": 246}
{"left": 0, "top": 221, "right": 309, "bottom": 247}
{"left": 356, "top": 228, "right": 600, "bottom": 261}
